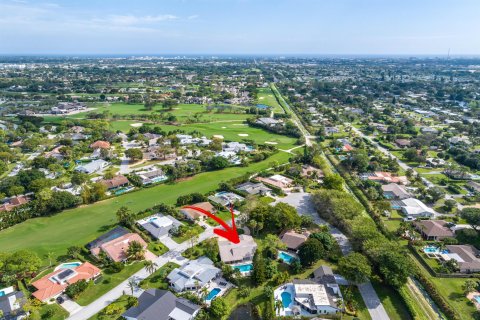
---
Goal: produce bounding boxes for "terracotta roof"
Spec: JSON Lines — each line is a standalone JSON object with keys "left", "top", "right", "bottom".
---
{"left": 90, "top": 141, "right": 111, "bottom": 149}
{"left": 101, "top": 175, "right": 129, "bottom": 189}
{"left": 32, "top": 262, "right": 100, "bottom": 301}
{"left": 369, "top": 172, "right": 408, "bottom": 184}
{"left": 0, "top": 195, "right": 30, "bottom": 212}
{"left": 97, "top": 233, "right": 147, "bottom": 262}
{"left": 180, "top": 202, "right": 215, "bottom": 220}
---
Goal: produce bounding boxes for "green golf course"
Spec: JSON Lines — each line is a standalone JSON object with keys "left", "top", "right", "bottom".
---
{"left": 0, "top": 152, "right": 292, "bottom": 265}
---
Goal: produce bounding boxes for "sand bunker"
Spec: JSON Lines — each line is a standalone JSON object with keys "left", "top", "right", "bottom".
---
{"left": 233, "top": 124, "right": 248, "bottom": 126}
{"left": 238, "top": 134, "right": 249, "bottom": 137}
{"left": 130, "top": 123, "right": 143, "bottom": 127}
{"left": 222, "top": 126, "right": 227, "bottom": 129}
{"left": 213, "top": 135, "right": 224, "bottom": 139}
{"left": 264, "top": 141, "right": 278, "bottom": 145}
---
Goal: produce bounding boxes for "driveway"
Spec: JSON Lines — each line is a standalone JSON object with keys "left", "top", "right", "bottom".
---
{"left": 273, "top": 191, "right": 389, "bottom": 320}
{"left": 67, "top": 227, "right": 214, "bottom": 320}
{"left": 59, "top": 295, "right": 82, "bottom": 315}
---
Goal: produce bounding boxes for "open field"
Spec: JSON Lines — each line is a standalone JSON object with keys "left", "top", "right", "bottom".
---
{"left": 256, "top": 87, "right": 284, "bottom": 113}
{"left": 0, "top": 152, "right": 291, "bottom": 264}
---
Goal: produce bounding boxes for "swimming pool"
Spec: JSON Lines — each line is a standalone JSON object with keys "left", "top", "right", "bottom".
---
{"left": 206, "top": 288, "right": 221, "bottom": 301}
{"left": 474, "top": 295, "right": 480, "bottom": 304}
{"left": 423, "top": 246, "right": 449, "bottom": 254}
{"left": 55, "top": 262, "right": 82, "bottom": 270}
{"left": 281, "top": 291, "right": 292, "bottom": 308}
{"left": 234, "top": 263, "right": 253, "bottom": 273}
{"left": 278, "top": 251, "right": 295, "bottom": 264}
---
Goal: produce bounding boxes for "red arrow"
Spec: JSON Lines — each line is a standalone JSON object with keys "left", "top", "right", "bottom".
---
{"left": 183, "top": 204, "right": 240, "bottom": 244}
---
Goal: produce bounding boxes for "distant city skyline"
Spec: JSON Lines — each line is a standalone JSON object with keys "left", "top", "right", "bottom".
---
{"left": 1, "top": 0, "right": 479, "bottom": 55}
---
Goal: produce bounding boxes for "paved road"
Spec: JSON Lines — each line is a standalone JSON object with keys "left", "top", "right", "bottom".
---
{"left": 349, "top": 125, "right": 435, "bottom": 188}
{"left": 68, "top": 227, "right": 215, "bottom": 320}
{"left": 273, "top": 192, "right": 389, "bottom": 320}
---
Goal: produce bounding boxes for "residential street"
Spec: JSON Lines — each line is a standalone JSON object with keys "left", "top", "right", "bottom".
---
{"left": 67, "top": 227, "right": 215, "bottom": 320}
{"left": 273, "top": 192, "right": 390, "bottom": 320}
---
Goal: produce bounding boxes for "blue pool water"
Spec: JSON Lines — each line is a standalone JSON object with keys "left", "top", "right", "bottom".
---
{"left": 59, "top": 262, "right": 81, "bottom": 269}
{"left": 474, "top": 296, "right": 480, "bottom": 304}
{"left": 234, "top": 264, "right": 253, "bottom": 272}
{"left": 423, "top": 246, "right": 449, "bottom": 254}
{"left": 256, "top": 104, "right": 271, "bottom": 110}
{"left": 279, "top": 251, "right": 295, "bottom": 264}
{"left": 0, "top": 291, "right": 5, "bottom": 297}
{"left": 206, "top": 288, "right": 221, "bottom": 301}
{"left": 281, "top": 292, "right": 292, "bottom": 308}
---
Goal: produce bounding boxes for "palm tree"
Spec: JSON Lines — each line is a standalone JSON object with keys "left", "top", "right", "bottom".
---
{"left": 46, "top": 252, "right": 55, "bottom": 267}
{"left": 200, "top": 286, "right": 209, "bottom": 302}
{"left": 144, "top": 260, "right": 158, "bottom": 275}
{"left": 127, "top": 241, "right": 145, "bottom": 261}
{"left": 127, "top": 278, "right": 138, "bottom": 296}
{"left": 274, "top": 299, "right": 283, "bottom": 314}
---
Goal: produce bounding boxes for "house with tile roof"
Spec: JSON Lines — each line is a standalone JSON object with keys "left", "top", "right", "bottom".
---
{"left": 31, "top": 262, "right": 101, "bottom": 302}
{"left": 90, "top": 233, "right": 148, "bottom": 262}
{"left": 280, "top": 230, "right": 310, "bottom": 252}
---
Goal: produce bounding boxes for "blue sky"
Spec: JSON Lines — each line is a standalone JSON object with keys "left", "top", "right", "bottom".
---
{"left": 0, "top": 0, "right": 479, "bottom": 55}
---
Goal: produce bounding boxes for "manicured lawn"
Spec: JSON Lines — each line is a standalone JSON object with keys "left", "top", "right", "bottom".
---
{"left": 0, "top": 151, "right": 292, "bottom": 265}
{"left": 171, "top": 223, "right": 204, "bottom": 244}
{"left": 372, "top": 281, "right": 412, "bottom": 320}
{"left": 147, "top": 241, "right": 169, "bottom": 256}
{"left": 429, "top": 277, "right": 478, "bottom": 320}
{"left": 39, "top": 303, "right": 69, "bottom": 320}
{"left": 139, "top": 262, "right": 179, "bottom": 290}
{"left": 88, "top": 295, "right": 130, "bottom": 320}
{"left": 257, "top": 87, "right": 284, "bottom": 114}
{"left": 75, "top": 262, "right": 144, "bottom": 306}
{"left": 205, "top": 210, "right": 234, "bottom": 226}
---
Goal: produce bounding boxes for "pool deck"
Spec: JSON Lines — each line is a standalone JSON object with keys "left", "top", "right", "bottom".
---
{"left": 198, "top": 277, "right": 233, "bottom": 305}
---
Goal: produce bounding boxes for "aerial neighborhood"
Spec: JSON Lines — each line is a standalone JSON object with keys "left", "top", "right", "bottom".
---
{"left": 0, "top": 54, "right": 479, "bottom": 320}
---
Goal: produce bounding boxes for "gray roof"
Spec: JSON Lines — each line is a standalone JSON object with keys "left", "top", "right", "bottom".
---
{"left": 122, "top": 289, "right": 200, "bottom": 320}
{"left": 381, "top": 183, "right": 411, "bottom": 199}
{"left": 313, "top": 265, "right": 336, "bottom": 284}
{"left": 138, "top": 214, "right": 182, "bottom": 240}
{"left": 167, "top": 257, "right": 220, "bottom": 291}
{"left": 0, "top": 290, "right": 25, "bottom": 317}
{"left": 236, "top": 182, "right": 271, "bottom": 195}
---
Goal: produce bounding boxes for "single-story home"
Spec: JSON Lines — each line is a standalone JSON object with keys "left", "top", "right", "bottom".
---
{"left": 180, "top": 202, "right": 216, "bottom": 221}
{"left": 280, "top": 230, "right": 310, "bottom": 252}
{"left": 101, "top": 175, "right": 129, "bottom": 190}
{"left": 381, "top": 183, "right": 411, "bottom": 200}
{"left": 361, "top": 172, "right": 408, "bottom": 185}
{"left": 236, "top": 181, "right": 271, "bottom": 196}
{"left": 90, "top": 140, "right": 111, "bottom": 149}
{"left": 75, "top": 159, "right": 109, "bottom": 174}
{"left": 137, "top": 168, "right": 168, "bottom": 185}
{"left": 301, "top": 165, "right": 324, "bottom": 181}
{"left": 0, "top": 195, "right": 30, "bottom": 212}
{"left": 90, "top": 232, "right": 148, "bottom": 262}
{"left": 137, "top": 214, "right": 182, "bottom": 240}
{"left": 395, "top": 139, "right": 411, "bottom": 148}
{"left": 399, "top": 198, "right": 436, "bottom": 218}
{"left": 445, "top": 245, "right": 480, "bottom": 273}
{"left": 32, "top": 262, "right": 101, "bottom": 302}
{"left": 122, "top": 289, "right": 201, "bottom": 320}
{"left": 167, "top": 257, "right": 221, "bottom": 292}
{"left": 256, "top": 174, "right": 293, "bottom": 190}
{"left": 467, "top": 181, "right": 480, "bottom": 193}
{"left": 255, "top": 117, "right": 283, "bottom": 127}
{"left": 414, "top": 220, "right": 455, "bottom": 241}
{"left": 208, "top": 192, "right": 245, "bottom": 207}
{"left": 0, "top": 286, "right": 26, "bottom": 318}
{"left": 218, "top": 235, "right": 257, "bottom": 264}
